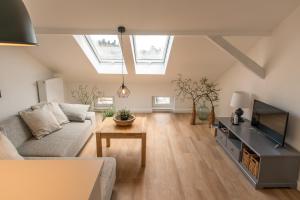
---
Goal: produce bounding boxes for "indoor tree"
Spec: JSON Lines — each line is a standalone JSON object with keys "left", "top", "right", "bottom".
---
{"left": 172, "top": 74, "right": 220, "bottom": 125}
{"left": 71, "top": 85, "right": 102, "bottom": 109}
{"left": 201, "top": 78, "right": 220, "bottom": 127}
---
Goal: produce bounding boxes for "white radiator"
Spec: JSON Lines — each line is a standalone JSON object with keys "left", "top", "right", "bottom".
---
{"left": 37, "top": 78, "right": 65, "bottom": 103}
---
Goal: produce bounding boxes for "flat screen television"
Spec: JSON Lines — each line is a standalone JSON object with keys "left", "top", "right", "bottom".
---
{"left": 251, "top": 100, "right": 289, "bottom": 147}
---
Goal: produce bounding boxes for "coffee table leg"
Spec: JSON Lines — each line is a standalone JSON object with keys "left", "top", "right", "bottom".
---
{"left": 141, "top": 133, "right": 146, "bottom": 167}
{"left": 96, "top": 133, "right": 102, "bottom": 157}
{"left": 106, "top": 138, "right": 110, "bottom": 147}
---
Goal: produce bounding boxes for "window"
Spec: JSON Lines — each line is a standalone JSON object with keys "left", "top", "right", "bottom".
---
{"left": 85, "top": 35, "right": 122, "bottom": 63}
{"left": 154, "top": 97, "right": 171, "bottom": 105}
{"left": 152, "top": 96, "right": 174, "bottom": 112}
{"left": 95, "top": 97, "right": 114, "bottom": 110}
{"left": 130, "top": 35, "right": 174, "bottom": 74}
{"left": 133, "top": 35, "right": 170, "bottom": 63}
{"left": 73, "top": 35, "right": 127, "bottom": 74}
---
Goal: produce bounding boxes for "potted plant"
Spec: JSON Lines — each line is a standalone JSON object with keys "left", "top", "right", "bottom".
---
{"left": 102, "top": 107, "right": 116, "bottom": 121}
{"left": 172, "top": 74, "right": 220, "bottom": 125}
{"left": 113, "top": 109, "right": 136, "bottom": 126}
{"left": 201, "top": 78, "right": 220, "bottom": 127}
{"left": 71, "top": 84, "right": 102, "bottom": 110}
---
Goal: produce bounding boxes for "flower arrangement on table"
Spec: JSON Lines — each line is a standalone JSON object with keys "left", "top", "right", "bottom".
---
{"left": 113, "top": 109, "right": 136, "bottom": 126}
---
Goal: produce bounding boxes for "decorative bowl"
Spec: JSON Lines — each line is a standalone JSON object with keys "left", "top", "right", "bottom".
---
{"left": 113, "top": 115, "right": 136, "bottom": 126}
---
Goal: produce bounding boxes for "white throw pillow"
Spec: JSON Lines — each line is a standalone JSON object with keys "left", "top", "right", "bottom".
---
{"left": 32, "top": 102, "right": 69, "bottom": 125}
{"left": 19, "top": 107, "right": 62, "bottom": 139}
{"left": 0, "top": 129, "right": 24, "bottom": 160}
{"left": 59, "top": 103, "right": 90, "bottom": 122}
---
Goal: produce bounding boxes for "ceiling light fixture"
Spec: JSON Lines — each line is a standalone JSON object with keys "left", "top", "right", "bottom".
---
{"left": 116, "top": 26, "right": 130, "bottom": 98}
{"left": 0, "top": 0, "right": 38, "bottom": 46}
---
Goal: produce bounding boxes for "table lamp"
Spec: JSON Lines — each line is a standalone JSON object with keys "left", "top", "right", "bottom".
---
{"left": 230, "top": 91, "right": 249, "bottom": 122}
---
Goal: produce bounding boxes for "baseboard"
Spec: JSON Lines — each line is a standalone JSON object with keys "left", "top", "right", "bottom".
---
{"left": 94, "top": 108, "right": 192, "bottom": 114}
{"left": 174, "top": 108, "right": 192, "bottom": 113}
{"left": 131, "top": 108, "right": 152, "bottom": 113}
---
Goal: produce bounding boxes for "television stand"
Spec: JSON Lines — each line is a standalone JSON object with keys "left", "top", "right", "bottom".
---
{"left": 216, "top": 117, "right": 300, "bottom": 189}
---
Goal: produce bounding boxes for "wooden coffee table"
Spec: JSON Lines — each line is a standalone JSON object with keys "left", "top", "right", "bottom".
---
{"left": 96, "top": 117, "right": 147, "bottom": 167}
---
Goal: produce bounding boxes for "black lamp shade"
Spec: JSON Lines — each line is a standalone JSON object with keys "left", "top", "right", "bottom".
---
{"left": 0, "top": 0, "right": 37, "bottom": 46}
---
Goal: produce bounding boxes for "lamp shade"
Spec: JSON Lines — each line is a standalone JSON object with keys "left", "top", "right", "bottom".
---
{"left": 117, "top": 83, "right": 130, "bottom": 98}
{"left": 230, "top": 91, "right": 249, "bottom": 108}
{"left": 0, "top": 0, "right": 37, "bottom": 46}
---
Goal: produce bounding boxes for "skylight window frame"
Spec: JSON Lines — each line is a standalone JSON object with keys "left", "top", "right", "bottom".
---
{"left": 132, "top": 35, "right": 172, "bottom": 64}
{"left": 84, "top": 35, "right": 123, "bottom": 64}
{"left": 130, "top": 35, "right": 174, "bottom": 75}
{"left": 73, "top": 35, "right": 127, "bottom": 74}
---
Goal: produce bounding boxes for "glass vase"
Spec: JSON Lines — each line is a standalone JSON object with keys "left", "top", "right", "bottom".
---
{"left": 198, "top": 101, "right": 210, "bottom": 121}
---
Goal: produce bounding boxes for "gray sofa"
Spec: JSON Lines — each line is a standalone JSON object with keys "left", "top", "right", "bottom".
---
{"left": 0, "top": 112, "right": 95, "bottom": 157}
{"left": 0, "top": 111, "right": 116, "bottom": 200}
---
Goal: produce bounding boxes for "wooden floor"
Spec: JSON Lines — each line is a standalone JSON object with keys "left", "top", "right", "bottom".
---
{"left": 80, "top": 113, "right": 300, "bottom": 200}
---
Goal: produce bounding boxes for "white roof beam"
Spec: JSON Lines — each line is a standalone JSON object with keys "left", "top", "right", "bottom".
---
{"left": 35, "top": 27, "right": 271, "bottom": 36}
{"left": 207, "top": 35, "right": 265, "bottom": 79}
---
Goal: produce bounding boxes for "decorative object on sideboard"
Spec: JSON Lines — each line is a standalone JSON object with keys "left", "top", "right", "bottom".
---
{"left": 71, "top": 85, "right": 102, "bottom": 110}
{"left": 198, "top": 101, "right": 210, "bottom": 121}
{"left": 113, "top": 109, "right": 136, "bottom": 126}
{"left": 116, "top": 26, "right": 131, "bottom": 98}
{"left": 230, "top": 91, "right": 250, "bottom": 122}
{"left": 0, "top": 0, "right": 38, "bottom": 46}
{"left": 172, "top": 74, "right": 220, "bottom": 125}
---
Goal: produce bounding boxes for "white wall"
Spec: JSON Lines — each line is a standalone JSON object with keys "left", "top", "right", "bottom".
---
{"left": 65, "top": 82, "right": 193, "bottom": 113}
{"left": 0, "top": 47, "right": 52, "bottom": 121}
{"left": 216, "top": 5, "right": 300, "bottom": 189}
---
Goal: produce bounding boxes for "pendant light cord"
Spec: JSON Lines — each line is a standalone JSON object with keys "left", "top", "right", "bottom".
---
{"left": 120, "top": 30, "right": 124, "bottom": 85}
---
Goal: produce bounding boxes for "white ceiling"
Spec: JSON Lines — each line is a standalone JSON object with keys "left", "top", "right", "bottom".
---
{"left": 23, "top": 0, "right": 300, "bottom": 35}
{"left": 23, "top": 0, "right": 300, "bottom": 83}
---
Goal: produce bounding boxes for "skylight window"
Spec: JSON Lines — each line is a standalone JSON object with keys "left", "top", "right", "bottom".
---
{"left": 130, "top": 35, "right": 174, "bottom": 74}
{"left": 86, "top": 35, "right": 122, "bottom": 63}
{"left": 73, "top": 35, "right": 127, "bottom": 74}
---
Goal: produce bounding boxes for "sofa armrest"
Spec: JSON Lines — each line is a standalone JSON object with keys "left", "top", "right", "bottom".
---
{"left": 86, "top": 112, "right": 96, "bottom": 131}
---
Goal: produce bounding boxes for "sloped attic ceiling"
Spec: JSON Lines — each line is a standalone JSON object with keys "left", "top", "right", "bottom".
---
{"left": 23, "top": 0, "right": 300, "bottom": 83}
{"left": 26, "top": 35, "right": 260, "bottom": 83}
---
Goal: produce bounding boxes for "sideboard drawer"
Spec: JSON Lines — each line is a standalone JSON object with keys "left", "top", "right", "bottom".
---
{"left": 216, "top": 129, "right": 227, "bottom": 146}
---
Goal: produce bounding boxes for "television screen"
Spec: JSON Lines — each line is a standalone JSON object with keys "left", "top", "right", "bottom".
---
{"left": 251, "top": 100, "right": 289, "bottom": 146}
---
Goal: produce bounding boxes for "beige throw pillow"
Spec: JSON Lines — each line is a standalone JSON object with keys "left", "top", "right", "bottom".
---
{"left": 0, "top": 129, "right": 24, "bottom": 160}
{"left": 20, "top": 107, "right": 62, "bottom": 139}
{"left": 59, "top": 103, "right": 90, "bottom": 122}
{"left": 32, "top": 102, "right": 69, "bottom": 125}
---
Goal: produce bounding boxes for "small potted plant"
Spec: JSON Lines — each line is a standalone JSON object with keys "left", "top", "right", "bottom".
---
{"left": 113, "top": 109, "right": 136, "bottom": 126}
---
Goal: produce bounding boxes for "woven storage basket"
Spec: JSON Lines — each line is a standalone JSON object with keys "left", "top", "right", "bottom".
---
{"left": 242, "top": 148, "right": 251, "bottom": 168}
{"left": 249, "top": 155, "right": 260, "bottom": 178}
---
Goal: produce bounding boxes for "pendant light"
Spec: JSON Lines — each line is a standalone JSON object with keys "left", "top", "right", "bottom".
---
{"left": 117, "top": 26, "right": 130, "bottom": 98}
{"left": 0, "top": 0, "right": 38, "bottom": 46}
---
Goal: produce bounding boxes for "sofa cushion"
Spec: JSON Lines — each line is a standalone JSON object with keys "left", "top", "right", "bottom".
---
{"left": 32, "top": 102, "right": 69, "bottom": 125}
{"left": 19, "top": 107, "right": 62, "bottom": 139}
{"left": 0, "top": 129, "right": 24, "bottom": 160}
{"left": 59, "top": 103, "right": 90, "bottom": 122}
{"left": 0, "top": 115, "right": 32, "bottom": 148}
{"left": 18, "top": 120, "right": 93, "bottom": 157}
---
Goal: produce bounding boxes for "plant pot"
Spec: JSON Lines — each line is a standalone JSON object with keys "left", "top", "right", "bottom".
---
{"left": 113, "top": 115, "right": 136, "bottom": 126}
